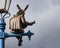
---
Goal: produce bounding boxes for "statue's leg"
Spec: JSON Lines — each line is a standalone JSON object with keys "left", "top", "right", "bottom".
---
{"left": 15, "top": 35, "right": 23, "bottom": 46}
{"left": 15, "top": 29, "right": 24, "bottom": 46}
{"left": 15, "top": 36, "right": 22, "bottom": 46}
{"left": 18, "top": 37, "right": 23, "bottom": 46}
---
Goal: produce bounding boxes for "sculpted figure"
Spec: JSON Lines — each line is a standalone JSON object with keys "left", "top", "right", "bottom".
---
{"left": 9, "top": 4, "right": 35, "bottom": 46}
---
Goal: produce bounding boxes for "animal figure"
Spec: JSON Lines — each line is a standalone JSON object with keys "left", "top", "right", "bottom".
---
{"left": 9, "top": 4, "right": 35, "bottom": 46}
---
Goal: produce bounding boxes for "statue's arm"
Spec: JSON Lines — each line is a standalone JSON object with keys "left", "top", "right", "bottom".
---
{"left": 21, "top": 16, "right": 25, "bottom": 23}
{"left": 21, "top": 16, "right": 35, "bottom": 26}
{"left": 9, "top": 17, "right": 13, "bottom": 29}
{"left": 25, "top": 21, "right": 35, "bottom": 26}
{"left": 9, "top": 18, "right": 11, "bottom": 29}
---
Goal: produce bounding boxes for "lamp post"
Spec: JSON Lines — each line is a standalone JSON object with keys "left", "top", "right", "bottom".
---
{"left": 0, "top": 0, "right": 12, "bottom": 48}
{"left": 0, "top": 0, "right": 34, "bottom": 48}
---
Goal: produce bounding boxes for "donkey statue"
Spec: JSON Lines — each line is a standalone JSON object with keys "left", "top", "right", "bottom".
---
{"left": 9, "top": 4, "right": 35, "bottom": 46}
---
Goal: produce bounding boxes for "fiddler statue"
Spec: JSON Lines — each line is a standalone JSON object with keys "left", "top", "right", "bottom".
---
{"left": 9, "top": 4, "right": 35, "bottom": 46}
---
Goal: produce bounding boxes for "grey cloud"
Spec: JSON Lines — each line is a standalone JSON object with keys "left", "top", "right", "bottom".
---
{"left": 51, "top": 0, "right": 60, "bottom": 5}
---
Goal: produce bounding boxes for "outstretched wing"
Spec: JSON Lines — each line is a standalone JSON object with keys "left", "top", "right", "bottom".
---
{"left": 16, "top": 4, "right": 29, "bottom": 12}
{"left": 24, "top": 4, "right": 29, "bottom": 12}
{"left": 16, "top": 4, "right": 21, "bottom": 10}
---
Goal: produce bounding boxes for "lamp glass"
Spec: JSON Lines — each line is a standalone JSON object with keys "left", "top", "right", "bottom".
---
{"left": 0, "top": 0, "right": 11, "bottom": 10}
{"left": 0, "top": 0, "right": 5, "bottom": 9}
{"left": 5, "top": 0, "right": 11, "bottom": 10}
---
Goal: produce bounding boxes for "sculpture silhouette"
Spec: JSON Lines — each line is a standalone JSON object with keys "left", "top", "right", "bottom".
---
{"left": 9, "top": 4, "right": 35, "bottom": 46}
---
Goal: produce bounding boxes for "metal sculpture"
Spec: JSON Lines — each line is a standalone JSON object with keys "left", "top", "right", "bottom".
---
{"left": 9, "top": 4, "right": 35, "bottom": 46}
{"left": 0, "top": 0, "right": 35, "bottom": 48}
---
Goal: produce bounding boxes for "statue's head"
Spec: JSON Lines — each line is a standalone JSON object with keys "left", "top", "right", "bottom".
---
{"left": 16, "top": 4, "right": 29, "bottom": 16}
{"left": 17, "top": 9, "right": 25, "bottom": 16}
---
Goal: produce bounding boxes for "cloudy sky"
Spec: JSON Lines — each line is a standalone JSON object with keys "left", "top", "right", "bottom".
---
{"left": 2, "top": 0, "right": 60, "bottom": 48}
